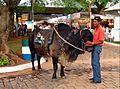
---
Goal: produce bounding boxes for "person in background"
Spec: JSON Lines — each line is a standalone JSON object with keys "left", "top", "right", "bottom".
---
{"left": 23, "top": 24, "right": 27, "bottom": 36}
{"left": 86, "top": 16, "right": 104, "bottom": 83}
{"left": 18, "top": 24, "right": 22, "bottom": 36}
{"left": 13, "top": 24, "right": 17, "bottom": 38}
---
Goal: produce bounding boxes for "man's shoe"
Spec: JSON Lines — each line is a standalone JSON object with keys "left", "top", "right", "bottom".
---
{"left": 90, "top": 80, "right": 101, "bottom": 83}
{"left": 89, "top": 78, "right": 94, "bottom": 80}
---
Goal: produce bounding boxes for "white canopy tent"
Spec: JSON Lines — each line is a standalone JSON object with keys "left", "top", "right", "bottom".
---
{"left": 47, "top": 16, "right": 67, "bottom": 23}
{"left": 104, "top": 2, "right": 120, "bottom": 29}
{"left": 105, "top": 2, "right": 120, "bottom": 11}
{"left": 104, "top": 2, "right": 120, "bottom": 41}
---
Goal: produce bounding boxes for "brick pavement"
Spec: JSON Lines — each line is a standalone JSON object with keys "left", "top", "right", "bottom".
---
{"left": 0, "top": 43, "right": 119, "bottom": 89}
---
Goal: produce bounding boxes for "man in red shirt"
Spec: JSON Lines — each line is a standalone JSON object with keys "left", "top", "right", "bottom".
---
{"left": 86, "top": 16, "right": 104, "bottom": 83}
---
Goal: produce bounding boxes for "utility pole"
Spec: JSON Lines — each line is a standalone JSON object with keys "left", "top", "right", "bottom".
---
{"left": 88, "top": 0, "right": 95, "bottom": 31}
{"left": 89, "top": 2, "right": 92, "bottom": 30}
{"left": 31, "top": 0, "right": 34, "bottom": 31}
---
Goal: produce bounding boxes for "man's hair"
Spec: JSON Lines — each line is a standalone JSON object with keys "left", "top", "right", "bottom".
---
{"left": 94, "top": 16, "right": 101, "bottom": 22}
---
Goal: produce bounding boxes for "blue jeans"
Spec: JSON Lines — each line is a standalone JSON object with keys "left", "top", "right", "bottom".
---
{"left": 91, "top": 45, "right": 102, "bottom": 82}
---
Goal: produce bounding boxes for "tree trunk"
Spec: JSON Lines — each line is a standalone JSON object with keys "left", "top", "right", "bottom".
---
{"left": 0, "top": 1, "right": 26, "bottom": 66}
{"left": 88, "top": 3, "right": 92, "bottom": 30}
{"left": 8, "top": 8, "right": 15, "bottom": 39}
{"left": 0, "top": 6, "right": 9, "bottom": 54}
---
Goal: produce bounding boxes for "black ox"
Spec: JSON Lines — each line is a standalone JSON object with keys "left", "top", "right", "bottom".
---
{"left": 28, "top": 23, "right": 93, "bottom": 79}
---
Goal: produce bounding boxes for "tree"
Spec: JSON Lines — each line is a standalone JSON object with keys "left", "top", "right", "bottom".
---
{"left": 5, "top": 0, "right": 21, "bottom": 38}
{"left": 0, "top": 0, "right": 21, "bottom": 55}
{"left": 0, "top": 6, "right": 9, "bottom": 54}
{"left": 69, "top": 0, "right": 119, "bottom": 14}
{"left": 0, "top": 0, "right": 47, "bottom": 65}
{"left": 0, "top": 0, "right": 47, "bottom": 54}
{"left": 0, "top": 0, "right": 21, "bottom": 39}
{"left": 49, "top": 0, "right": 83, "bottom": 14}
{"left": 33, "top": 1, "right": 45, "bottom": 13}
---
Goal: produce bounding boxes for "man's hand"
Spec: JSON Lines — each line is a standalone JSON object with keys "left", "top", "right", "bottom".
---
{"left": 86, "top": 41, "right": 94, "bottom": 46}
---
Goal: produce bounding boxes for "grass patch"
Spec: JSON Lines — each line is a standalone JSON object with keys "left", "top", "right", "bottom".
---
{"left": 0, "top": 56, "right": 10, "bottom": 66}
{"left": 7, "top": 37, "right": 23, "bottom": 54}
{"left": 105, "top": 39, "right": 120, "bottom": 45}
{"left": 112, "top": 42, "right": 120, "bottom": 44}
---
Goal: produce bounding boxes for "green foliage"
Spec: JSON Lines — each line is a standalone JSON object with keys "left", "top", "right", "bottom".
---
{"left": 63, "top": 0, "right": 83, "bottom": 13}
{"left": 0, "top": 56, "right": 10, "bottom": 66}
{"left": 68, "top": 0, "right": 112, "bottom": 14}
{"left": 94, "top": 0, "right": 109, "bottom": 8}
{"left": 16, "top": 6, "right": 31, "bottom": 12}
{"left": 50, "top": 0, "right": 64, "bottom": 6}
{"left": 33, "top": 2, "right": 45, "bottom": 13}
{"left": 72, "top": 0, "right": 90, "bottom": 9}
{"left": 16, "top": 2, "right": 46, "bottom": 13}
{"left": 113, "top": 42, "right": 120, "bottom": 44}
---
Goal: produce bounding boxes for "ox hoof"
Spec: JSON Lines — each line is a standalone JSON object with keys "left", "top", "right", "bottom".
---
{"left": 52, "top": 77, "right": 57, "bottom": 79}
{"left": 32, "top": 67, "right": 36, "bottom": 70}
{"left": 38, "top": 68, "right": 42, "bottom": 70}
{"left": 52, "top": 74, "right": 57, "bottom": 79}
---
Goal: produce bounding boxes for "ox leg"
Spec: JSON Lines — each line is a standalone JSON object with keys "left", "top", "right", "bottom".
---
{"left": 52, "top": 57, "right": 58, "bottom": 79}
{"left": 37, "top": 55, "right": 41, "bottom": 70}
{"left": 60, "top": 65, "right": 65, "bottom": 78}
{"left": 31, "top": 53, "right": 35, "bottom": 70}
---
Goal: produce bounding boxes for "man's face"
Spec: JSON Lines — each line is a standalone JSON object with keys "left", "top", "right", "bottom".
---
{"left": 93, "top": 20, "right": 100, "bottom": 28}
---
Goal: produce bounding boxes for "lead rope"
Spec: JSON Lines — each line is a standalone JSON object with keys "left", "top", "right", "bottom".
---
{"left": 54, "top": 27, "right": 86, "bottom": 71}
{"left": 53, "top": 27, "right": 84, "bottom": 52}
{"left": 81, "top": 40, "right": 85, "bottom": 72}
{"left": 80, "top": 30, "right": 86, "bottom": 72}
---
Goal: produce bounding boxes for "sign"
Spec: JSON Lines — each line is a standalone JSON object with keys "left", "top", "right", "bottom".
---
{"left": 22, "top": 14, "right": 28, "bottom": 21}
{"left": 18, "top": 17, "right": 21, "bottom": 23}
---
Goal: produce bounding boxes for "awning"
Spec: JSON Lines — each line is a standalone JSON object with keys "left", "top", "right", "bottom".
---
{"left": 105, "top": 2, "right": 120, "bottom": 11}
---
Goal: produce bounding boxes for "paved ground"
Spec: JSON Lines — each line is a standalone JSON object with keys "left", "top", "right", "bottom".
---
{"left": 0, "top": 43, "right": 119, "bottom": 89}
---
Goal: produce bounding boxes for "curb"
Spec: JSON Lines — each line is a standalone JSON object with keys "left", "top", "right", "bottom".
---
{"left": 104, "top": 41, "right": 120, "bottom": 46}
{"left": 0, "top": 57, "right": 45, "bottom": 73}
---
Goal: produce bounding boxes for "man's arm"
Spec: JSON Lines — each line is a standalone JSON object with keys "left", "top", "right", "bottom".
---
{"left": 86, "top": 40, "right": 104, "bottom": 45}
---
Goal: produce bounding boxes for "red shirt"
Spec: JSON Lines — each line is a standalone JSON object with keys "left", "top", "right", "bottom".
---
{"left": 93, "top": 25, "right": 104, "bottom": 46}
